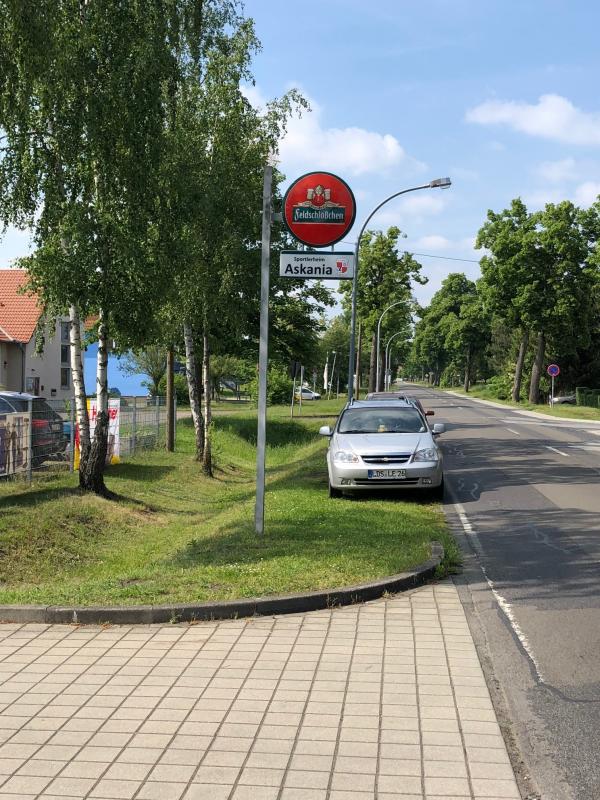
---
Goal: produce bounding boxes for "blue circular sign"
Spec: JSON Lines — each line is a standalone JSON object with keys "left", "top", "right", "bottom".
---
{"left": 547, "top": 364, "right": 560, "bottom": 377}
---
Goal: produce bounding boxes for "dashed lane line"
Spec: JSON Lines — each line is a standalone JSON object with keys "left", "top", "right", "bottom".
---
{"left": 546, "top": 445, "right": 569, "bottom": 457}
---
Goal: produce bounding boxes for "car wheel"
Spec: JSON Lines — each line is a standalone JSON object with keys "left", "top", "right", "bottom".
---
{"left": 328, "top": 482, "right": 342, "bottom": 499}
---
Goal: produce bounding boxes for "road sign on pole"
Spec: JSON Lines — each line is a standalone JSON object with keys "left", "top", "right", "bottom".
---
{"left": 283, "top": 172, "right": 356, "bottom": 248}
{"left": 547, "top": 364, "right": 560, "bottom": 407}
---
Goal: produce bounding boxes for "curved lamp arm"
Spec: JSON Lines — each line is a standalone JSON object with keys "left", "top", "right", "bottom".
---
{"left": 346, "top": 178, "right": 451, "bottom": 401}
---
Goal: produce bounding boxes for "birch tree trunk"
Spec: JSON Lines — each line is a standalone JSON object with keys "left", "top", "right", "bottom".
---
{"left": 79, "top": 309, "right": 110, "bottom": 495}
{"left": 183, "top": 321, "right": 204, "bottom": 460}
{"left": 201, "top": 331, "right": 212, "bottom": 476}
{"left": 512, "top": 330, "right": 529, "bottom": 402}
{"left": 528, "top": 331, "right": 546, "bottom": 404}
{"left": 69, "top": 305, "right": 90, "bottom": 462}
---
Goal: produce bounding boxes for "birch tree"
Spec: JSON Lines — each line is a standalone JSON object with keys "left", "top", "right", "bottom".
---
{"left": 0, "top": 0, "right": 235, "bottom": 493}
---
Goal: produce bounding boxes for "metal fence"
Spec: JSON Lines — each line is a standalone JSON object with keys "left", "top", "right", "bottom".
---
{"left": 0, "top": 395, "right": 174, "bottom": 480}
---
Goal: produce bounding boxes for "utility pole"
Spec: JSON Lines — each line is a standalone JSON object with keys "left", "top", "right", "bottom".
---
{"left": 254, "top": 164, "right": 273, "bottom": 536}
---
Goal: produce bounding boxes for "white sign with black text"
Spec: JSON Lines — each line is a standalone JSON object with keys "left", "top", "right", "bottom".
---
{"left": 279, "top": 250, "right": 355, "bottom": 280}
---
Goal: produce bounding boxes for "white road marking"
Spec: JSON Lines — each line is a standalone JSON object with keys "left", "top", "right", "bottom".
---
{"left": 546, "top": 445, "right": 569, "bottom": 457}
{"left": 506, "top": 427, "right": 520, "bottom": 435}
{"left": 452, "top": 498, "right": 546, "bottom": 684}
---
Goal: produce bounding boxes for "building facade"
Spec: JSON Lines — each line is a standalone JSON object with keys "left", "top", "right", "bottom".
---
{"left": 0, "top": 270, "right": 73, "bottom": 401}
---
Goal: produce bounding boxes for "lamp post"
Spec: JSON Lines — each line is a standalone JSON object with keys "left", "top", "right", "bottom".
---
{"left": 347, "top": 177, "right": 451, "bottom": 402}
{"left": 384, "top": 331, "right": 405, "bottom": 390}
{"left": 376, "top": 301, "right": 404, "bottom": 391}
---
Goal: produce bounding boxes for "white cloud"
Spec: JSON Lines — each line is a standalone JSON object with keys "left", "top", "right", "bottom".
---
{"left": 242, "top": 85, "right": 409, "bottom": 177}
{"left": 535, "top": 157, "right": 578, "bottom": 183}
{"left": 398, "top": 194, "right": 446, "bottom": 216}
{"left": 467, "top": 94, "right": 600, "bottom": 146}
{"left": 523, "top": 188, "right": 565, "bottom": 209}
{"left": 450, "top": 166, "right": 479, "bottom": 181}
{"left": 414, "top": 234, "right": 453, "bottom": 250}
{"left": 574, "top": 181, "right": 600, "bottom": 207}
{"left": 279, "top": 107, "right": 405, "bottom": 177}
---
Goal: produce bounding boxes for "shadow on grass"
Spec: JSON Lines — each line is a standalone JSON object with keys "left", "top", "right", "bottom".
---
{"left": 0, "top": 484, "right": 82, "bottom": 510}
{"left": 108, "top": 463, "right": 176, "bottom": 483}
{"left": 213, "top": 416, "right": 317, "bottom": 447}
{"left": 170, "top": 509, "right": 427, "bottom": 572}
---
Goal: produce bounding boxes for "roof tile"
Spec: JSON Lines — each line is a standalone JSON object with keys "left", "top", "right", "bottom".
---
{"left": 0, "top": 270, "right": 42, "bottom": 343}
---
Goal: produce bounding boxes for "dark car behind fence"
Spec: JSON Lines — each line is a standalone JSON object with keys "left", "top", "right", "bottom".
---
{"left": 0, "top": 394, "right": 174, "bottom": 480}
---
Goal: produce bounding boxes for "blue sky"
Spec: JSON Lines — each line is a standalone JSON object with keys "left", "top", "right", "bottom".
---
{"left": 3, "top": 0, "right": 600, "bottom": 391}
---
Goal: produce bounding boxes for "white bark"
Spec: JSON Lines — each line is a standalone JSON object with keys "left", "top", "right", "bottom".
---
{"left": 183, "top": 321, "right": 204, "bottom": 457}
{"left": 202, "top": 331, "right": 212, "bottom": 475}
{"left": 96, "top": 309, "right": 109, "bottom": 418}
{"left": 69, "top": 304, "right": 90, "bottom": 451}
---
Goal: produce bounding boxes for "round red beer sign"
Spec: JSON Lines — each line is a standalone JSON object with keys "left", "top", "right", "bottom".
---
{"left": 283, "top": 171, "right": 356, "bottom": 248}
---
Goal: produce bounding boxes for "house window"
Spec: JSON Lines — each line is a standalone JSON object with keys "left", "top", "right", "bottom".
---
{"left": 61, "top": 367, "right": 71, "bottom": 389}
{"left": 60, "top": 321, "right": 70, "bottom": 343}
{"left": 61, "top": 345, "right": 70, "bottom": 365}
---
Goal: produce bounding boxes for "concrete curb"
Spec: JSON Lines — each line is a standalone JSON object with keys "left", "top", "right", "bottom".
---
{"left": 0, "top": 543, "right": 444, "bottom": 625}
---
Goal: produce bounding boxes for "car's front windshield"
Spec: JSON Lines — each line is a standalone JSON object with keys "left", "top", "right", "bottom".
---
{"left": 338, "top": 407, "right": 426, "bottom": 434}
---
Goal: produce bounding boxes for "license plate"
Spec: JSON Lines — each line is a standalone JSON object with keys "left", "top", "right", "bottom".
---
{"left": 368, "top": 469, "right": 406, "bottom": 479}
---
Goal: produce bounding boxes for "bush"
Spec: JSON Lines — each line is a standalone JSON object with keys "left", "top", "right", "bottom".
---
{"left": 248, "top": 366, "right": 293, "bottom": 406}
{"left": 157, "top": 373, "right": 189, "bottom": 406}
{"left": 486, "top": 374, "right": 512, "bottom": 400}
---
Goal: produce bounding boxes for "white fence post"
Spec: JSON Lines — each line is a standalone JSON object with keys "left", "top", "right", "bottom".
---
{"left": 155, "top": 395, "right": 160, "bottom": 444}
{"left": 132, "top": 397, "right": 137, "bottom": 455}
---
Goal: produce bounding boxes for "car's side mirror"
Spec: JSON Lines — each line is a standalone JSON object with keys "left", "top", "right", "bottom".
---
{"left": 425, "top": 409, "right": 434, "bottom": 416}
{"left": 319, "top": 425, "right": 332, "bottom": 437}
{"left": 432, "top": 423, "right": 445, "bottom": 435}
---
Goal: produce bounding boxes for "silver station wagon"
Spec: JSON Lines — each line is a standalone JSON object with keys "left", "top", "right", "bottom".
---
{"left": 319, "top": 399, "right": 445, "bottom": 498}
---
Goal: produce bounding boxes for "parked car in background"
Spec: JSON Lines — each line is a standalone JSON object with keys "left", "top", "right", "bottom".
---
{"left": 319, "top": 398, "right": 445, "bottom": 498}
{"left": 295, "top": 387, "right": 321, "bottom": 400}
{"left": 0, "top": 391, "right": 68, "bottom": 467}
{"left": 365, "top": 391, "right": 434, "bottom": 417}
{"left": 551, "top": 394, "right": 576, "bottom": 405}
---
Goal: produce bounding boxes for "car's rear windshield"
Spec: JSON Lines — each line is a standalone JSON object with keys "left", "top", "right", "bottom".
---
{"left": 338, "top": 407, "right": 426, "bottom": 434}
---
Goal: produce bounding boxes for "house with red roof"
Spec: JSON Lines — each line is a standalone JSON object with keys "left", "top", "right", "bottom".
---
{"left": 0, "top": 269, "right": 74, "bottom": 400}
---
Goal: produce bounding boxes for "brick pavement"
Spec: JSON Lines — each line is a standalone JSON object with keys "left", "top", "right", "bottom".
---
{"left": 0, "top": 583, "right": 520, "bottom": 799}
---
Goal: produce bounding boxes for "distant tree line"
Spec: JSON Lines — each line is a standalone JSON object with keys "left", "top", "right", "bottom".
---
{"left": 405, "top": 198, "right": 600, "bottom": 402}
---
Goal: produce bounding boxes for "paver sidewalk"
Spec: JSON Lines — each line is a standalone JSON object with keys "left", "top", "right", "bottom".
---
{"left": 0, "top": 583, "right": 520, "bottom": 799}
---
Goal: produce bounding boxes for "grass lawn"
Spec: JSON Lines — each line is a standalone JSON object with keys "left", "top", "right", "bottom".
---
{"left": 0, "top": 400, "right": 458, "bottom": 607}
{"left": 450, "top": 384, "right": 600, "bottom": 421}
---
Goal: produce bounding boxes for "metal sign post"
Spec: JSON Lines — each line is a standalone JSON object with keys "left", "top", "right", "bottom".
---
{"left": 254, "top": 164, "right": 273, "bottom": 536}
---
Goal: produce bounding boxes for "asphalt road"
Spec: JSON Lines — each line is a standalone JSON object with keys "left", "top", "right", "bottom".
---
{"left": 408, "top": 385, "right": 600, "bottom": 800}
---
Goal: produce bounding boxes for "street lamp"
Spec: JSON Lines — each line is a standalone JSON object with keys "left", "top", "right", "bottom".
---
{"left": 376, "top": 301, "right": 404, "bottom": 391}
{"left": 346, "top": 178, "right": 451, "bottom": 401}
{"left": 384, "top": 331, "right": 405, "bottom": 390}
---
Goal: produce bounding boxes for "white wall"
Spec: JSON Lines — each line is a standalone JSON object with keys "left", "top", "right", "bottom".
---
{"left": 23, "top": 318, "right": 73, "bottom": 401}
